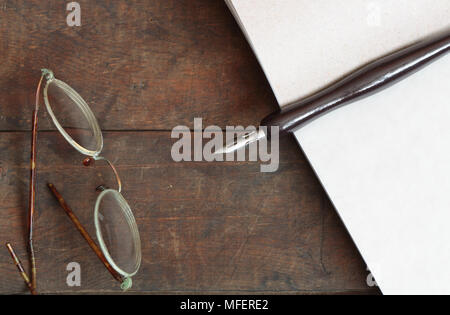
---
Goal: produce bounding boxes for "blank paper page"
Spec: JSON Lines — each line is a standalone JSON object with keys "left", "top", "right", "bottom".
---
{"left": 227, "top": 0, "right": 450, "bottom": 294}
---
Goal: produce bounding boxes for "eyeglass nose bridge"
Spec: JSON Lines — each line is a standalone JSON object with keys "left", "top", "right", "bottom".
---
{"left": 83, "top": 156, "right": 122, "bottom": 193}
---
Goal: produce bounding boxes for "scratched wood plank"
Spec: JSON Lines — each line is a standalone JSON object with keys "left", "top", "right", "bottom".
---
{"left": 0, "top": 131, "right": 378, "bottom": 294}
{"left": 0, "top": 0, "right": 276, "bottom": 131}
{"left": 0, "top": 0, "right": 380, "bottom": 295}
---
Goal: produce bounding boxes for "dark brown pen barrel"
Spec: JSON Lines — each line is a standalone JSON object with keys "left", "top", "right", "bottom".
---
{"left": 261, "top": 31, "right": 450, "bottom": 137}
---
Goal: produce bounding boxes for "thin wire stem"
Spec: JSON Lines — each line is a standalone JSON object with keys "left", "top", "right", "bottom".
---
{"left": 5, "top": 243, "right": 37, "bottom": 295}
{"left": 28, "top": 74, "right": 44, "bottom": 292}
{"left": 83, "top": 157, "right": 123, "bottom": 193}
{"left": 47, "top": 183, "right": 124, "bottom": 284}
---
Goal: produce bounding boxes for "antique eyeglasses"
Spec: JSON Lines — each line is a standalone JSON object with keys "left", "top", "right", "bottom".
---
{"left": 7, "top": 69, "right": 141, "bottom": 293}
{"left": 42, "top": 68, "right": 142, "bottom": 290}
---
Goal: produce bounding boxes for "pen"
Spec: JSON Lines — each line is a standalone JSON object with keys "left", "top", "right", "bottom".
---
{"left": 216, "top": 30, "right": 450, "bottom": 154}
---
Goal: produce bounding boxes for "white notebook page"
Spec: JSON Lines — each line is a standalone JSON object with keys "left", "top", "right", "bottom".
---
{"left": 226, "top": 0, "right": 450, "bottom": 294}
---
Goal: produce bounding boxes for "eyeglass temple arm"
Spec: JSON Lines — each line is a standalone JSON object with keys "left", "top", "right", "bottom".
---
{"left": 5, "top": 243, "right": 37, "bottom": 295}
{"left": 8, "top": 72, "right": 46, "bottom": 295}
{"left": 47, "top": 183, "right": 124, "bottom": 284}
{"left": 25, "top": 73, "right": 45, "bottom": 293}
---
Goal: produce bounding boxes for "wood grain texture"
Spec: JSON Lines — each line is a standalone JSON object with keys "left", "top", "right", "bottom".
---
{"left": 0, "top": 0, "right": 275, "bottom": 131}
{"left": 0, "top": 132, "right": 377, "bottom": 294}
{"left": 0, "top": 0, "right": 379, "bottom": 294}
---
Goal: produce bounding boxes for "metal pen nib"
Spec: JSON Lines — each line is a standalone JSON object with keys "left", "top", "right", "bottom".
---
{"left": 214, "top": 129, "right": 266, "bottom": 155}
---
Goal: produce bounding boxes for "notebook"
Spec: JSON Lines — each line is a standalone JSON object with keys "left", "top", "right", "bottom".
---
{"left": 225, "top": 0, "right": 450, "bottom": 294}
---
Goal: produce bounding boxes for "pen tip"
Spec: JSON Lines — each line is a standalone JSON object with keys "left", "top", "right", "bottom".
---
{"left": 214, "top": 129, "right": 266, "bottom": 155}
{"left": 213, "top": 147, "right": 225, "bottom": 155}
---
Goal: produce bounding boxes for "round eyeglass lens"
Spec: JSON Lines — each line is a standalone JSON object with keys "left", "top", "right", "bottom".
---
{"left": 44, "top": 79, "right": 102, "bottom": 155}
{"left": 95, "top": 190, "right": 141, "bottom": 276}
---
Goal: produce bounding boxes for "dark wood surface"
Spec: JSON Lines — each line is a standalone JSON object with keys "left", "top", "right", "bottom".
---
{"left": 0, "top": 0, "right": 380, "bottom": 294}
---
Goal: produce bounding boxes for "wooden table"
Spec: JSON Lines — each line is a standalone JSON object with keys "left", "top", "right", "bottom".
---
{"left": 0, "top": 0, "right": 380, "bottom": 294}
